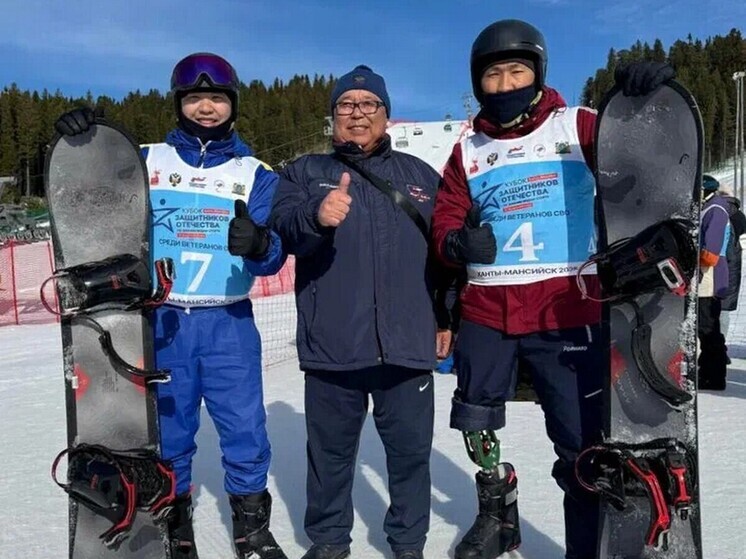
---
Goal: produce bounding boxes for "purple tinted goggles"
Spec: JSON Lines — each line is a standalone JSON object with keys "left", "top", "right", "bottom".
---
{"left": 171, "top": 53, "right": 238, "bottom": 91}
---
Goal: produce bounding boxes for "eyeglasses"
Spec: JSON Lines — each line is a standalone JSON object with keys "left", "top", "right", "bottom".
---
{"left": 334, "top": 100, "right": 385, "bottom": 116}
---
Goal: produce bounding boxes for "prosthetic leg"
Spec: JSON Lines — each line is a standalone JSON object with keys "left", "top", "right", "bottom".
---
{"left": 455, "top": 431, "right": 521, "bottom": 559}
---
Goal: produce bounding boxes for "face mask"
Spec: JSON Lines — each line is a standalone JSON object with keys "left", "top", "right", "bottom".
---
{"left": 177, "top": 113, "right": 234, "bottom": 143}
{"left": 481, "top": 84, "right": 537, "bottom": 125}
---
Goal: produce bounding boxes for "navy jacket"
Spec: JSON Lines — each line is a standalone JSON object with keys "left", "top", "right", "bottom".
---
{"left": 270, "top": 136, "right": 446, "bottom": 371}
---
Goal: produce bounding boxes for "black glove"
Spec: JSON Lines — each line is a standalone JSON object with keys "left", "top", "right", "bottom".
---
{"left": 54, "top": 107, "right": 96, "bottom": 136}
{"left": 614, "top": 62, "right": 675, "bottom": 97}
{"left": 228, "top": 199, "right": 270, "bottom": 258}
{"left": 444, "top": 205, "right": 496, "bottom": 265}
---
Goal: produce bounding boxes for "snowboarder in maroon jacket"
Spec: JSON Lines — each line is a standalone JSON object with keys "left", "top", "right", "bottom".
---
{"left": 431, "top": 18, "right": 676, "bottom": 559}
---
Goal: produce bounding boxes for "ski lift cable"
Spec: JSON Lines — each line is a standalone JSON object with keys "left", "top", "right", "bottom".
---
{"left": 254, "top": 130, "right": 326, "bottom": 157}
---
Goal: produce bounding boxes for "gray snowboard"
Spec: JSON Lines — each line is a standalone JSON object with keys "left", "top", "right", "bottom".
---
{"left": 45, "top": 122, "right": 169, "bottom": 559}
{"left": 594, "top": 81, "right": 703, "bottom": 558}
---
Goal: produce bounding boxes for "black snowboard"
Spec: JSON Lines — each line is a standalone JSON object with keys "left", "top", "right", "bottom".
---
{"left": 593, "top": 82, "right": 703, "bottom": 558}
{"left": 45, "top": 122, "right": 169, "bottom": 559}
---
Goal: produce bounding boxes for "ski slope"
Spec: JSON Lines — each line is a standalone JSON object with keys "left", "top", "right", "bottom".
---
{"left": 388, "top": 120, "right": 472, "bottom": 173}
{"left": 1, "top": 323, "right": 745, "bottom": 559}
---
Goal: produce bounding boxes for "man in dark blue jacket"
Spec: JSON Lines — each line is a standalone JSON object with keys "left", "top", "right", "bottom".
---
{"left": 270, "top": 65, "right": 450, "bottom": 559}
{"left": 55, "top": 53, "right": 288, "bottom": 559}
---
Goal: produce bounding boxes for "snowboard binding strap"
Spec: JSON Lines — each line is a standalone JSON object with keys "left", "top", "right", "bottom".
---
{"left": 52, "top": 444, "right": 176, "bottom": 549}
{"left": 75, "top": 314, "right": 172, "bottom": 382}
{"left": 625, "top": 457, "right": 671, "bottom": 549}
{"left": 628, "top": 301, "right": 693, "bottom": 406}
{"left": 575, "top": 438, "right": 697, "bottom": 551}
{"left": 40, "top": 254, "right": 175, "bottom": 317}
{"left": 660, "top": 447, "right": 695, "bottom": 518}
{"left": 577, "top": 219, "right": 697, "bottom": 303}
{"left": 148, "top": 257, "right": 175, "bottom": 307}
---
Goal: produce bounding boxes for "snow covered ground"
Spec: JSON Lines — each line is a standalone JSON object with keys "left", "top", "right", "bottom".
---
{"left": 0, "top": 322, "right": 745, "bottom": 559}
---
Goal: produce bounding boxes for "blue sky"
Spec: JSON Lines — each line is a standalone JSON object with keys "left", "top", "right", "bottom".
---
{"left": 0, "top": 0, "right": 743, "bottom": 121}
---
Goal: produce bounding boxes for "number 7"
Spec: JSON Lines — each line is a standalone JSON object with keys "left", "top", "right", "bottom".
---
{"left": 181, "top": 252, "right": 213, "bottom": 293}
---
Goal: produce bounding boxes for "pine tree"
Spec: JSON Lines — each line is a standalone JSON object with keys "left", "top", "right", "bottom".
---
{"left": 582, "top": 30, "right": 746, "bottom": 169}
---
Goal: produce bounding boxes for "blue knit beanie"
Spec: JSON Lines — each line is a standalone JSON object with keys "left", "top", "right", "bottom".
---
{"left": 330, "top": 65, "right": 391, "bottom": 117}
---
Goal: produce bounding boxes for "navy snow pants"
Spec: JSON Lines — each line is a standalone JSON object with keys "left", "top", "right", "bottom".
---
{"left": 451, "top": 319, "right": 604, "bottom": 559}
{"left": 304, "top": 365, "right": 434, "bottom": 553}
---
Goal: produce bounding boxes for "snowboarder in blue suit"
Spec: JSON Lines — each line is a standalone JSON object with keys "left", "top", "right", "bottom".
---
{"left": 54, "top": 52, "right": 288, "bottom": 559}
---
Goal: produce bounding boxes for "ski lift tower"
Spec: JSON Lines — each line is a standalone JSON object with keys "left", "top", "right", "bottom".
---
{"left": 734, "top": 71, "right": 745, "bottom": 201}
{"left": 462, "top": 93, "right": 474, "bottom": 123}
{"left": 323, "top": 116, "right": 333, "bottom": 137}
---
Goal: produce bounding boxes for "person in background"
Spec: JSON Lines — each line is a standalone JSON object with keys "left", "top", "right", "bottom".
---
{"left": 718, "top": 183, "right": 746, "bottom": 344}
{"left": 698, "top": 174, "right": 733, "bottom": 390}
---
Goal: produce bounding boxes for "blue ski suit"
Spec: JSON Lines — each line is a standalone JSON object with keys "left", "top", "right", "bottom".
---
{"left": 144, "top": 129, "right": 285, "bottom": 496}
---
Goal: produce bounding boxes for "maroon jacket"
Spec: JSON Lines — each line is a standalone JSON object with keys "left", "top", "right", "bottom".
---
{"left": 431, "top": 87, "right": 601, "bottom": 335}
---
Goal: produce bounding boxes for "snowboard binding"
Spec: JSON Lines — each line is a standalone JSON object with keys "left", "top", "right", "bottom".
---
{"left": 627, "top": 305, "right": 693, "bottom": 407}
{"left": 40, "top": 253, "right": 175, "bottom": 317}
{"left": 40, "top": 254, "right": 175, "bottom": 383}
{"left": 74, "top": 313, "right": 172, "bottom": 382}
{"left": 575, "top": 438, "right": 697, "bottom": 551}
{"left": 52, "top": 443, "right": 177, "bottom": 549}
{"left": 577, "top": 219, "right": 697, "bottom": 302}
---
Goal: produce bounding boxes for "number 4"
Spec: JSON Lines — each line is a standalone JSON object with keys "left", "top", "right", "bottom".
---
{"left": 503, "top": 222, "right": 544, "bottom": 262}
{"left": 181, "top": 252, "right": 213, "bottom": 293}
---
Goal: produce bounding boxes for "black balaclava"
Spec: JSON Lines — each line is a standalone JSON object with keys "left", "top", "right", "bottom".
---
{"left": 479, "top": 56, "right": 541, "bottom": 126}
{"left": 177, "top": 88, "right": 236, "bottom": 143}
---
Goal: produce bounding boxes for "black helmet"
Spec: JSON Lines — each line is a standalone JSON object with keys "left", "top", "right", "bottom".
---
{"left": 470, "top": 19, "right": 548, "bottom": 102}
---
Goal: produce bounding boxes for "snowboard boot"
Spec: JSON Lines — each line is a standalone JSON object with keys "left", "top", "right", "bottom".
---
{"left": 455, "top": 464, "right": 521, "bottom": 559}
{"left": 300, "top": 544, "right": 351, "bottom": 559}
{"left": 229, "top": 490, "right": 288, "bottom": 559}
{"left": 167, "top": 493, "right": 199, "bottom": 559}
{"left": 699, "top": 376, "right": 726, "bottom": 390}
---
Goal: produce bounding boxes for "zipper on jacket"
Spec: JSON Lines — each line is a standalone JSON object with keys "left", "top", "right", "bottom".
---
{"left": 363, "top": 161, "right": 386, "bottom": 363}
{"left": 197, "top": 140, "right": 210, "bottom": 168}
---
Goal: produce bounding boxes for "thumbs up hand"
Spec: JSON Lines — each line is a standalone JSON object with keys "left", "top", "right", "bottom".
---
{"left": 444, "top": 203, "right": 497, "bottom": 265}
{"left": 228, "top": 199, "right": 270, "bottom": 258}
{"left": 317, "top": 172, "right": 353, "bottom": 228}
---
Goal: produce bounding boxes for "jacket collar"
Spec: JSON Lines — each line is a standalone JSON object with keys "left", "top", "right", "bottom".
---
{"left": 165, "top": 128, "right": 253, "bottom": 158}
{"left": 332, "top": 134, "right": 392, "bottom": 160}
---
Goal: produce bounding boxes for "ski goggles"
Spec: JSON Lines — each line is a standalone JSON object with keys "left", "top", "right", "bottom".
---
{"left": 171, "top": 53, "right": 238, "bottom": 91}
